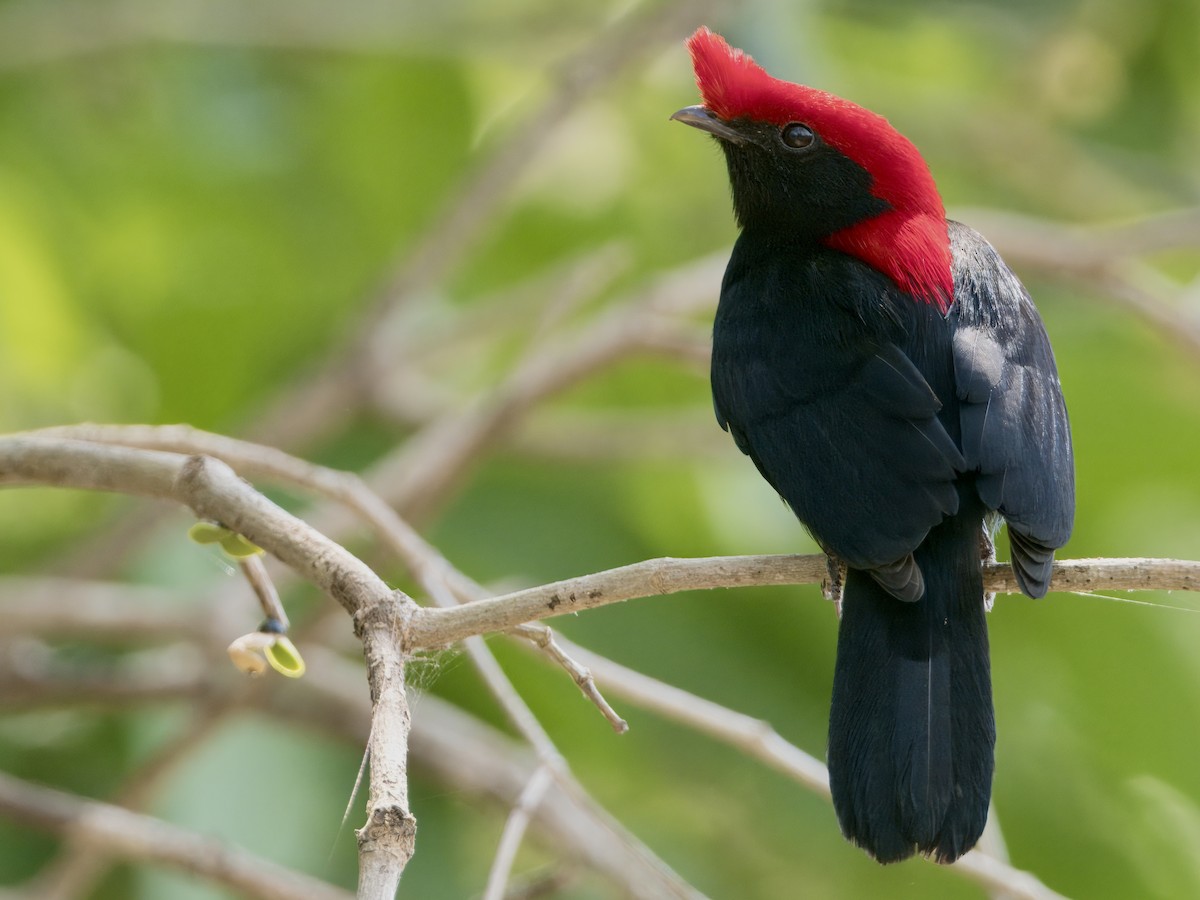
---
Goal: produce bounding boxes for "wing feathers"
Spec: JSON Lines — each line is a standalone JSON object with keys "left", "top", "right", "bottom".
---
{"left": 949, "top": 221, "right": 1075, "bottom": 595}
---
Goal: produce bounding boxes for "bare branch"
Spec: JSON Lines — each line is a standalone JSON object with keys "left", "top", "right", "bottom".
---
{"left": 250, "top": 0, "right": 723, "bottom": 449}
{"left": 515, "top": 637, "right": 1064, "bottom": 899}
{"left": 411, "top": 555, "right": 1200, "bottom": 649}
{"left": 0, "top": 436, "right": 399, "bottom": 619}
{"left": 358, "top": 252, "right": 727, "bottom": 523}
{"left": 0, "top": 577, "right": 217, "bottom": 642}
{"left": 2, "top": 639, "right": 703, "bottom": 900}
{"left": 24, "top": 423, "right": 631, "bottom": 731}
{"left": 0, "top": 771, "right": 352, "bottom": 900}
{"left": 288, "top": 646, "right": 702, "bottom": 900}
{"left": 413, "top": 555, "right": 829, "bottom": 648}
{"left": 514, "top": 623, "right": 629, "bottom": 733}
{"left": 240, "top": 554, "right": 289, "bottom": 629}
{"left": 356, "top": 666, "right": 1059, "bottom": 899}
{"left": 2, "top": 633, "right": 1065, "bottom": 900}
{"left": 353, "top": 598, "right": 417, "bottom": 899}
{"left": 24, "top": 696, "right": 246, "bottom": 900}
{"left": 960, "top": 206, "right": 1200, "bottom": 358}
{"left": 958, "top": 206, "right": 1200, "bottom": 272}
{"left": 0, "top": 435, "right": 417, "bottom": 893}
{"left": 27, "top": 247, "right": 726, "bottom": 589}
{"left": 532, "top": 632, "right": 830, "bottom": 796}
{"left": 984, "top": 556, "right": 1200, "bottom": 594}
{"left": 954, "top": 850, "right": 1068, "bottom": 900}
{"left": 482, "top": 765, "right": 555, "bottom": 900}
{"left": 6, "top": 430, "right": 1193, "bottom": 899}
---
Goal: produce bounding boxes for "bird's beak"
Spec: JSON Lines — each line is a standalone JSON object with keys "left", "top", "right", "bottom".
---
{"left": 670, "top": 105, "right": 747, "bottom": 145}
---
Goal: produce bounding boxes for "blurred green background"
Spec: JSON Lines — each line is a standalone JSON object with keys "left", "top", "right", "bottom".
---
{"left": 2, "top": 0, "right": 1199, "bottom": 897}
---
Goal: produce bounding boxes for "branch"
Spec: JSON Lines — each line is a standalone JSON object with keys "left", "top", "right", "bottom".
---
{"left": 481, "top": 765, "right": 554, "bottom": 900}
{"left": 0, "top": 641, "right": 211, "bottom": 711}
{"left": 1, "top": 627, "right": 1064, "bottom": 900}
{"left": 410, "top": 555, "right": 1200, "bottom": 649}
{"left": 1, "top": 430, "right": 682, "bottom": 894}
{"left": 32, "top": 248, "right": 726, "bottom": 584}
{"left": 0, "top": 576, "right": 218, "bottom": 641}
{"left": 24, "top": 423, "right": 631, "bottom": 731}
{"left": 536, "top": 632, "right": 830, "bottom": 796}
{"left": 0, "top": 772, "right": 352, "bottom": 900}
{"left": 355, "top": 252, "right": 727, "bottom": 523}
{"left": 285, "top": 646, "right": 703, "bottom": 899}
{"left": 24, "top": 697, "right": 248, "bottom": 900}
{"left": 0, "top": 435, "right": 417, "bottom": 895}
{"left": 517, "top": 635, "right": 1063, "bottom": 899}
{"left": 957, "top": 206, "right": 1200, "bottom": 272}
{"left": 249, "top": 0, "right": 723, "bottom": 449}
{"left": 0, "top": 641, "right": 704, "bottom": 900}
{"left": 6, "top": 431, "right": 1192, "bottom": 898}
{"left": 296, "top": 653, "right": 1059, "bottom": 899}
{"left": 0, "top": 437, "right": 396, "bottom": 619}
{"left": 354, "top": 598, "right": 417, "bottom": 898}
{"left": 299, "top": 630, "right": 1063, "bottom": 900}
{"left": 959, "top": 206, "right": 1200, "bottom": 359}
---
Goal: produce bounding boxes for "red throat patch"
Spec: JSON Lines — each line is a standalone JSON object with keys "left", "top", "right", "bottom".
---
{"left": 685, "top": 27, "right": 953, "bottom": 312}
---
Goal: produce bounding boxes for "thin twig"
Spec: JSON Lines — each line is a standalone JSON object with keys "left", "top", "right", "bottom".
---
{"left": 514, "top": 623, "right": 628, "bottom": 733}
{"left": 482, "top": 765, "right": 555, "bottom": 900}
{"left": 240, "top": 554, "right": 289, "bottom": 629}
{"left": 0, "top": 437, "right": 400, "bottom": 619}
{"left": 537, "top": 632, "right": 830, "bottom": 798}
{"left": 977, "top": 805, "right": 1017, "bottom": 900}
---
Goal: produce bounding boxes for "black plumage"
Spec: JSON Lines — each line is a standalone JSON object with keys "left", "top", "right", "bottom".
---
{"left": 712, "top": 216, "right": 1073, "bottom": 863}
{"left": 675, "top": 27, "right": 1074, "bottom": 864}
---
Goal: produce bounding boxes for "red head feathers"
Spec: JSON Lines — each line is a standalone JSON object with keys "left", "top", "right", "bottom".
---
{"left": 684, "top": 27, "right": 953, "bottom": 311}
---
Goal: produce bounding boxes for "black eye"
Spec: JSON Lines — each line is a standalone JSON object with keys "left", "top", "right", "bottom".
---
{"left": 781, "top": 122, "right": 815, "bottom": 150}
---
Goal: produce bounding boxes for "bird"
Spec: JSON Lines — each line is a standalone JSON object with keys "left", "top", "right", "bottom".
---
{"left": 671, "top": 27, "right": 1074, "bottom": 864}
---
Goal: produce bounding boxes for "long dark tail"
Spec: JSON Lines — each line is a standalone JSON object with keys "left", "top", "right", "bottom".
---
{"left": 827, "top": 511, "right": 994, "bottom": 864}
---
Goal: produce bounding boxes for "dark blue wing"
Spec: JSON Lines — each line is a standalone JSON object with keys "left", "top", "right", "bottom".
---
{"left": 948, "top": 221, "right": 1075, "bottom": 597}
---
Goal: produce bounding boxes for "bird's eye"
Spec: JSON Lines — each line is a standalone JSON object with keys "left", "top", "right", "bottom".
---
{"left": 781, "top": 122, "right": 815, "bottom": 150}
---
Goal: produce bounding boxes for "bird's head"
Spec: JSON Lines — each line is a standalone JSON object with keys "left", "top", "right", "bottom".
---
{"left": 672, "top": 27, "right": 952, "bottom": 311}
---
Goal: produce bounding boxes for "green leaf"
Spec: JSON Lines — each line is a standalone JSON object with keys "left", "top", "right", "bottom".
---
{"left": 219, "top": 531, "right": 264, "bottom": 558}
{"left": 189, "top": 522, "right": 263, "bottom": 557}
{"left": 264, "top": 636, "right": 306, "bottom": 678}
{"left": 187, "top": 521, "right": 227, "bottom": 545}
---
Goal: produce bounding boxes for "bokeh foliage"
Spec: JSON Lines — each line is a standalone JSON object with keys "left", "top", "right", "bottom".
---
{"left": 2, "top": 0, "right": 1199, "bottom": 897}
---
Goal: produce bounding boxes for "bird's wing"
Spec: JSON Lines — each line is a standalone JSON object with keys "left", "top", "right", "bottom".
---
{"left": 714, "top": 333, "right": 965, "bottom": 593}
{"left": 948, "top": 221, "right": 1075, "bottom": 597}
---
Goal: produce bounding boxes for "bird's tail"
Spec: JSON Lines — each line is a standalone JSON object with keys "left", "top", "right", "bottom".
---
{"left": 827, "top": 512, "right": 994, "bottom": 864}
